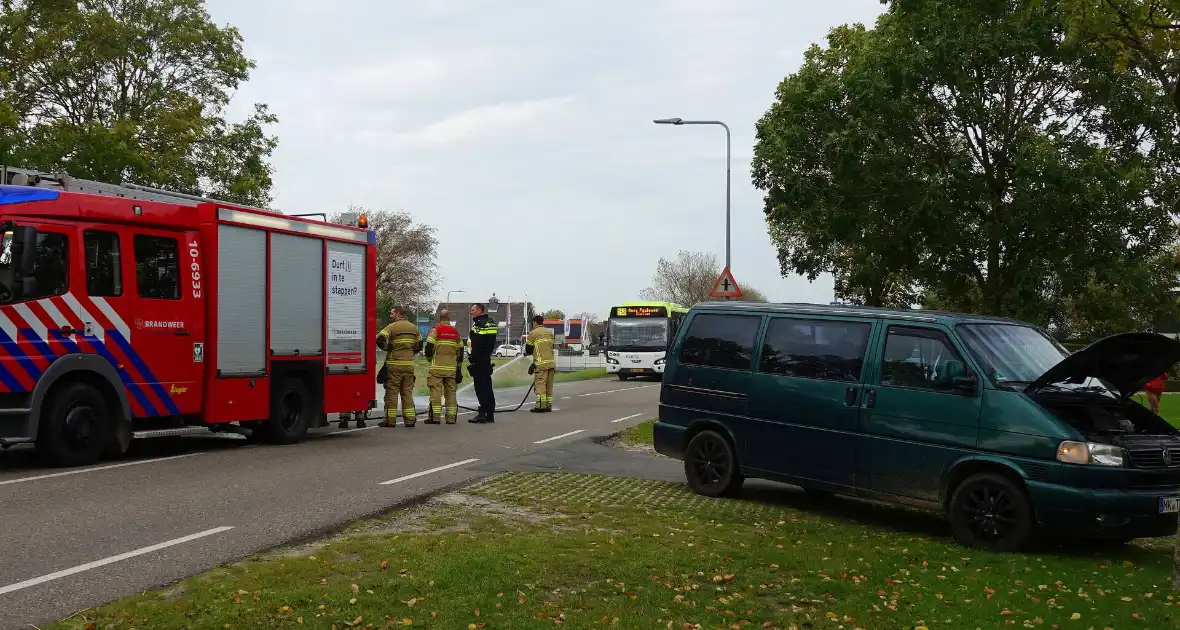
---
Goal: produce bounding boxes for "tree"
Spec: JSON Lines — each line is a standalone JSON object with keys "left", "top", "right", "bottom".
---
{"left": 541, "top": 309, "right": 565, "bottom": 320}
{"left": 1059, "top": 0, "right": 1179, "bottom": 112}
{"left": 752, "top": 0, "right": 1178, "bottom": 334}
{"left": 331, "top": 206, "right": 439, "bottom": 328}
{"left": 0, "top": 0, "right": 278, "bottom": 206}
{"left": 640, "top": 250, "right": 770, "bottom": 305}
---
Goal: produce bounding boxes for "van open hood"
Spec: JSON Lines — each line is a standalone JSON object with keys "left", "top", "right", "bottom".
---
{"left": 1025, "top": 332, "right": 1180, "bottom": 399}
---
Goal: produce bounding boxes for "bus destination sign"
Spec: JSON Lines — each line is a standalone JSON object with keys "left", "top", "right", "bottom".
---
{"left": 614, "top": 305, "right": 667, "bottom": 318}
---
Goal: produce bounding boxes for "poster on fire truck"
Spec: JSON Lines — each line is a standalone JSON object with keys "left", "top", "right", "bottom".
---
{"left": 326, "top": 246, "right": 365, "bottom": 368}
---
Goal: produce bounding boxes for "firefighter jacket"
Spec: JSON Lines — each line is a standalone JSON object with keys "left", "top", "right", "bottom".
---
{"left": 424, "top": 323, "right": 464, "bottom": 376}
{"left": 525, "top": 324, "right": 556, "bottom": 370}
{"left": 377, "top": 318, "right": 422, "bottom": 373}
{"left": 468, "top": 314, "right": 498, "bottom": 365}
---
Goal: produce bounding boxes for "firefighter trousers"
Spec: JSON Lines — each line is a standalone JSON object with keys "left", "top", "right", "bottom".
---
{"left": 383, "top": 371, "right": 417, "bottom": 426}
{"left": 533, "top": 367, "right": 555, "bottom": 410}
{"left": 427, "top": 374, "right": 458, "bottom": 422}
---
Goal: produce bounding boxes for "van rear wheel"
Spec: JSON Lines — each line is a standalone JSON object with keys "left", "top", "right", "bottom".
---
{"left": 948, "top": 473, "right": 1033, "bottom": 552}
{"left": 684, "top": 430, "right": 743, "bottom": 498}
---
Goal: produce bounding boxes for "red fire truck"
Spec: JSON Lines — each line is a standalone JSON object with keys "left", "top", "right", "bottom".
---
{"left": 0, "top": 166, "right": 377, "bottom": 467}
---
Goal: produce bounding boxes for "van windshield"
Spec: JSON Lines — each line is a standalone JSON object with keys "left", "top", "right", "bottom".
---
{"left": 957, "top": 324, "right": 1076, "bottom": 388}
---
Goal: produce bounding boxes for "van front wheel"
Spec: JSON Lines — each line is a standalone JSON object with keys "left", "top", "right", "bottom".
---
{"left": 948, "top": 473, "right": 1033, "bottom": 552}
{"left": 684, "top": 430, "right": 743, "bottom": 498}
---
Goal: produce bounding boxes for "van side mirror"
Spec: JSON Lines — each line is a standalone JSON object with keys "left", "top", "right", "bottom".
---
{"left": 938, "top": 359, "right": 977, "bottom": 394}
{"left": 6, "top": 224, "right": 38, "bottom": 298}
{"left": 951, "top": 375, "right": 978, "bottom": 393}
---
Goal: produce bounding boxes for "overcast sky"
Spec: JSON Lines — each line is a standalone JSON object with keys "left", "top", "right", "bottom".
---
{"left": 206, "top": 0, "right": 886, "bottom": 318}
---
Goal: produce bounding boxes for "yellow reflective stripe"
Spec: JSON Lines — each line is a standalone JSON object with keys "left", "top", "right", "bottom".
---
{"left": 386, "top": 360, "right": 416, "bottom": 367}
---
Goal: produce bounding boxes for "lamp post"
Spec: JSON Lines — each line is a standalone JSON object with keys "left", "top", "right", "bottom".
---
{"left": 653, "top": 117, "right": 732, "bottom": 271}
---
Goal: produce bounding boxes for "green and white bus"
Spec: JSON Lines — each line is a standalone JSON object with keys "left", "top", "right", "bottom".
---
{"left": 605, "top": 301, "right": 689, "bottom": 380}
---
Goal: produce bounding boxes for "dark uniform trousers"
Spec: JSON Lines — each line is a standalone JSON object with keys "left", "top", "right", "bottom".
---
{"left": 468, "top": 315, "right": 499, "bottom": 421}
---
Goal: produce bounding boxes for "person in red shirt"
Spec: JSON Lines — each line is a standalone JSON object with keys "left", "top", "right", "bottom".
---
{"left": 1144, "top": 373, "right": 1167, "bottom": 415}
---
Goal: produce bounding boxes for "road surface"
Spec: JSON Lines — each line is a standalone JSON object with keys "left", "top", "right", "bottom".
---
{"left": 0, "top": 376, "right": 659, "bottom": 629}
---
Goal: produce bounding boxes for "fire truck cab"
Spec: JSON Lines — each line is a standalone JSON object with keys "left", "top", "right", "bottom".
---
{"left": 0, "top": 166, "right": 378, "bottom": 467}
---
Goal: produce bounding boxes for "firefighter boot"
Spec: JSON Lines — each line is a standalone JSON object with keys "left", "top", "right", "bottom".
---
{"left": 424, "top": 375, "right": 441, "bottom": 424}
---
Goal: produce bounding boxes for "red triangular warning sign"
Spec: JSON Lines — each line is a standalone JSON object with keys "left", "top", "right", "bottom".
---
{"left": 709, "top": 267, "right": 743, "bottom": 298}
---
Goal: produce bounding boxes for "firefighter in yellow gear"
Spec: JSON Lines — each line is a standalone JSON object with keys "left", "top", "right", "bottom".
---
{"left": 422, "top": 308, "right": 465, "bottom": 424}
{"left": 375, "top": 306, "right": 422, "bottom": 427}
{"left": 525, "top": 315, "right": 556, "bottom": 412}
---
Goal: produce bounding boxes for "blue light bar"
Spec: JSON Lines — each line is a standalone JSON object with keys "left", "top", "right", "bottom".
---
{"left": 0, "top": 185, "right": 59, "bottom": 206}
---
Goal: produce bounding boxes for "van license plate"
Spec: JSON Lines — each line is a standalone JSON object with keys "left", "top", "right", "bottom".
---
{"left": 632, "top": 368, "right": 646, "bottom": 373}
{"left": 1160, "top": 497, "right": 1180, "bottom": 514}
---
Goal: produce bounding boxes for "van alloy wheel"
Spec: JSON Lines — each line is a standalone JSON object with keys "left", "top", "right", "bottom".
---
{"left": 683, "top": 430, "right": 743, "bottom": 498}
{"left": 949, "top": 473, "right": 1033, "bottom": 552}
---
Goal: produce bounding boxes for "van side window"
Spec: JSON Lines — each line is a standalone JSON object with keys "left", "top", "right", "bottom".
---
{"left": 133, "top": 235, "right": 180, "bottom": 300}
{"left": 760, "top": 318, "right": 870, "bottom": 383}
{"left": 678, "top": 314, "right": 759, "bottom": 370}
{"left": 84, "top": 230, "right": 122, "bottom": 297}
{"left": 881, "top": 326, "right": 968, "bottom": 392}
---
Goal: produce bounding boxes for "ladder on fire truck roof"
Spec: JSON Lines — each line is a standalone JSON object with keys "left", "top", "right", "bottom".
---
{"left": 0, "top": 164, "right": 274, "bottom": 212}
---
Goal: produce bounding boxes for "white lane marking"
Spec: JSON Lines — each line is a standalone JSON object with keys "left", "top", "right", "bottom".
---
{"left": 379, "top": 459, "right": 480, "bottom": 485}
{"left": 0, "top": 526, "right": 234, "bottom": 596}
{"left": 534, "top": 430, "right": 585, "bottom": 444}
{"left": 559, "top": 396, "right": 571, "bottom": 400}
{"left": 0, "top": 453, "right": 203, "bottom": 487}
{"left": 578, "top": 385, "right": 655, "bottom": 397}
{"left": 611, "top": 413, "right": 645, "bottom": 424}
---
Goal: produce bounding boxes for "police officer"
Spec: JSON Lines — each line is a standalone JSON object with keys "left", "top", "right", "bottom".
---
{"left": 466, "top": 303, "right": 498, "bottom": 423}
{"left": 375, "top": 306, "right": 422, "bottom": 427}
{"left": 423, "top": 308, "right": 464, "bottom": 424}
{"left": 525, "top": 315, "right": 556, "bottom": 412}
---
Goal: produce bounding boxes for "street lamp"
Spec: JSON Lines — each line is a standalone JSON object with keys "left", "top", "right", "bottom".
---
{"left": 653, "top": 117, "right": 732, "bottom": 271}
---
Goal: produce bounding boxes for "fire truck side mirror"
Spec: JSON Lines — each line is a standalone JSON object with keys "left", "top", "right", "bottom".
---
{"left": 10, "top": 225, "right": 38, "bottom": 297}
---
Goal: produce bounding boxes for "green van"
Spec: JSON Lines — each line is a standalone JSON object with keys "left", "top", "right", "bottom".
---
{"left": 653, "top": 302, "right": 1180, "bottom": 551}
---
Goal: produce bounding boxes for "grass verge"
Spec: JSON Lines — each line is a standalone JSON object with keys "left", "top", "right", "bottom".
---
{"left": 620, "top": 419, "right": 655, "bottom": 447}
{"left": 57, "top": 472, "right": 1175, "bottom": 630}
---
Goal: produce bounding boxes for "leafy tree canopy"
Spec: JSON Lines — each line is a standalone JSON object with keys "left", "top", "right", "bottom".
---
{"left": 0, "top": 0, "right": 278, "bottom": 207}
{"left": 753, "top": 0, "right": 1180, "bottom": 337}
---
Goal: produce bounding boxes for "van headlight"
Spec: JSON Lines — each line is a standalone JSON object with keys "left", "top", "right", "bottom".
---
{"left": 1056, "top": 441, "right": 1128, "bottom": 467}
{"left": 654, "top": 357, "right": 665, "bottom": 366}
{"left": 606, "top": 356, "right": 619, "bottom": 365}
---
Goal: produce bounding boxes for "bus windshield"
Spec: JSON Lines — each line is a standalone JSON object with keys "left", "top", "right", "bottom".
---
{"left": 607, "top": 318, "right": 668, "bottom": 350}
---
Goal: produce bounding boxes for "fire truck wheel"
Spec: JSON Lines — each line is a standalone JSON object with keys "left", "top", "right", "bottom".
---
{"left": 37, "top": 381, "right": 109, "bottom": 467}
{"left": 262, "top": 377, "right": 312, "bottom": 444}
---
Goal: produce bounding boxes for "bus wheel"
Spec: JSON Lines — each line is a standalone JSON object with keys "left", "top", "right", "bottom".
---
{"left": 261, "top": 378, "right": 312, "bottom": 444}
{"left": 37, "top": 382, "right": 109, "bottom": 467}
{"left": 618, "top": 374, "right": 630, "bottom": 381}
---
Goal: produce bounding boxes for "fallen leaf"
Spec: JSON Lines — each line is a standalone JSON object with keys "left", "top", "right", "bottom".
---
{"left": 1070, "top": 613, "right": 1081, "bottom": 620}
